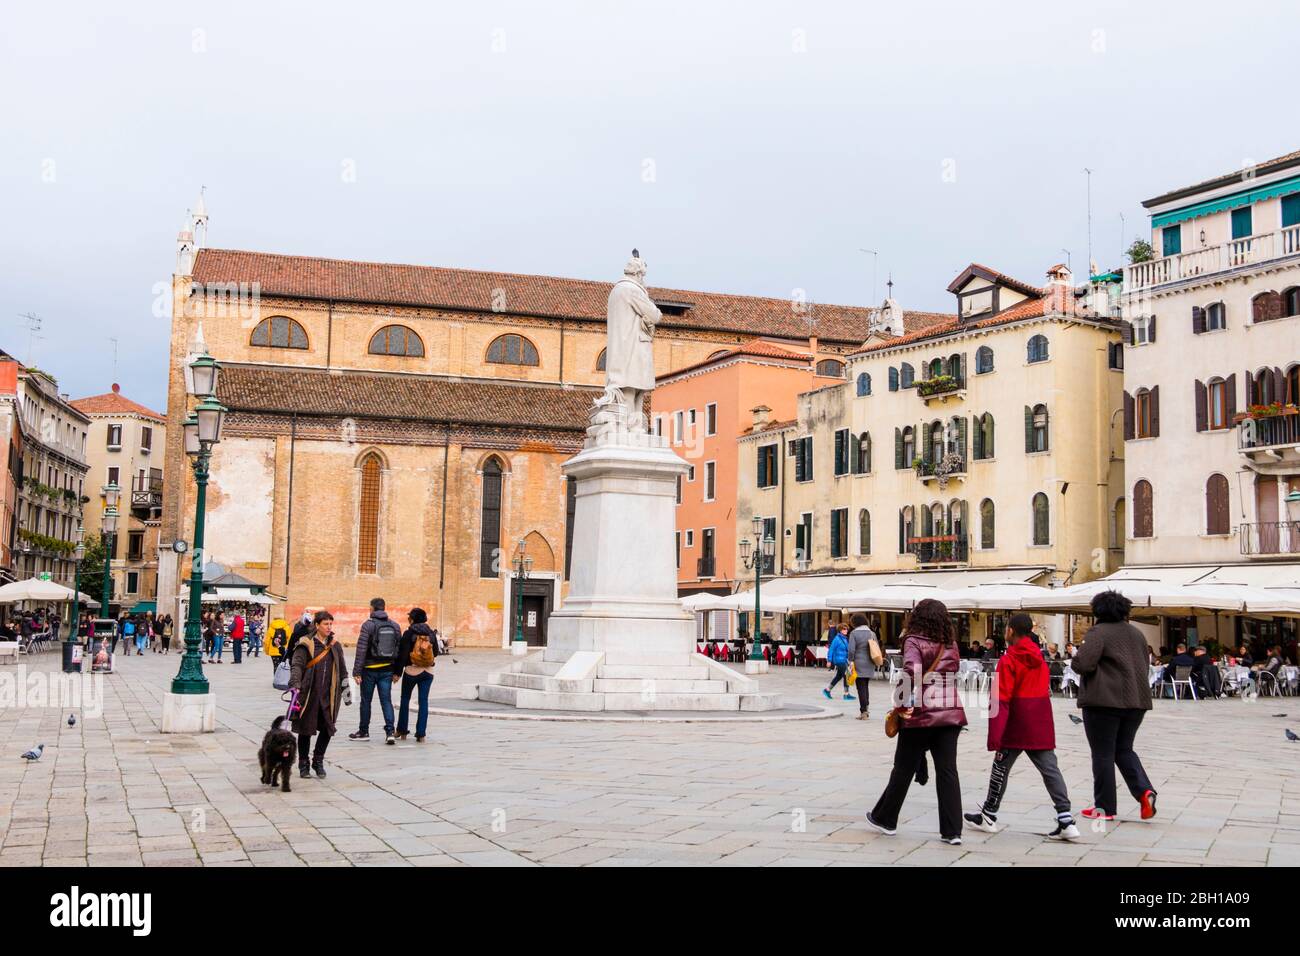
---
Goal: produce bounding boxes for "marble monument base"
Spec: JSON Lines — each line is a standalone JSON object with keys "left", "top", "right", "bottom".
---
{"left": 161, "top": 691, "right": 217, "bottom": 733}
{"left": 473, "top": 408, "right": 781, "bottom": 713}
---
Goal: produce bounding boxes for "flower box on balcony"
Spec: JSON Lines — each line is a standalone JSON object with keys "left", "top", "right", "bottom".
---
{"left": 1232, "top": 403, "right": 1299, "bottom": 424}
{"left": 917, "top": 375, "right": 961, "bottom": 397}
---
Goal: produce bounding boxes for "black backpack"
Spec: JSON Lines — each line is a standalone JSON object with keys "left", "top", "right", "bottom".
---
{"left": 369, "top": 619, "right": 401, "bottom": 662}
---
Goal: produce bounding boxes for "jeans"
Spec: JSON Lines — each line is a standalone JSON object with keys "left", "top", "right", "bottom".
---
{"left": 854, "top": 676, "right": 871, "bottom": 713}
{"left": 397, "top": 671, "right": 434, "bottom": 738}
{"left": 210, "top": 636, "right": 223, "bottom": 661}
{"left": 827, "top": 664, "right": 848, "bottom": 691}
{"left": 359, "top": 668, "right": 395, "bottom": 735}
{"left": 248, "top": 638, "right": 259, "bottom": 657}
{"left": 871, "top": 725, "right": 963, "bottom": 839}
{"left": 232, "top": 638, "right": 242, "bottom": 663}
{"left": 298, "top": 727, "right": 331, "bottom": 763}
{"left": 980, "top": 748, "right": 1071, "bottom": 817}
{"left": 1081, "top": 706, "right": 1153, "bottom": 815}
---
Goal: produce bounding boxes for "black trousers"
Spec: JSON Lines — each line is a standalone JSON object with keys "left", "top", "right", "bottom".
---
{"left": 854, "top": 677, "right": 871, "bottom": 712}
{"left": 1081, "top": 706, "right": 1153, "bottom": 815}
{"left": 870, "top": 725, "right": 962, "bottom": 839}
{"left": 297, "top": 727, "right": 331, "bottom": 763}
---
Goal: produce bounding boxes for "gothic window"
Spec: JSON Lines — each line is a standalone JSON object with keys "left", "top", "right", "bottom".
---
{"left": 596, "top": 349, "right": 607, "bottom": 371}
{"left": 368, "top": 325, "right": 424, "bottom": 357}
{"left": 357, "top": 453, "right": 382, "bottom": 574}
{"left": 480, "top": 457, "right": 504, "bottom": 576}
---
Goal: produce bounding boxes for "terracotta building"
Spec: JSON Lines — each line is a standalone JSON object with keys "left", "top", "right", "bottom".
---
{"left": 69, "top": 385, "right": 167, "bottom": 612}
{"left": 159, "top": 200, "right": 908, "bottom": 646}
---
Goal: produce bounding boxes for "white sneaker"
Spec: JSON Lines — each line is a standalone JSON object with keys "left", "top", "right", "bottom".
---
{"left": 963, "top": 810, "right": 998, "bottom": 833}
{"left": 864, "top": 812, "right": 896, "bottom": 836}
{"left": 940, "top": 836, "right": 962, "bottom": 846}
{"left": 1048, "top": 821, "right": 1081, "bottom": 841}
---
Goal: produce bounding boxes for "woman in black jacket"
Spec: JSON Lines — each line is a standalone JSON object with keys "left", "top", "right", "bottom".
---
{"left": 394, "top": 607, "right": 439, "bottom": 742}
{"left": 1071, "top": 590, "right": 1156, "bottom": 824}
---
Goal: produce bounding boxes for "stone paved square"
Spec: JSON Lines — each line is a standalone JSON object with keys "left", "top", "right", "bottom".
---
{"left": 1, "top": 649, "right": 1296, "bottom": 866}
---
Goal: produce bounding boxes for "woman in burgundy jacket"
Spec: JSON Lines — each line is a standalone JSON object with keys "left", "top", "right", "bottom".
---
{"left": 866, "top": 599, "right": 967, "bottom": 844}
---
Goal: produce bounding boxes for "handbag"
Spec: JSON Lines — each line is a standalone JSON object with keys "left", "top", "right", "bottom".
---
{"left": 885, "top": 642, "right": 945, "bottom": 738}
{"left": 846, "top": 664, "right": 857, "bottom": 685}
{"left": 273, "top": 660, "right": 291, "bottom": 690}
{"left": 868, "top": 638, "right": 884, "bottom": 668}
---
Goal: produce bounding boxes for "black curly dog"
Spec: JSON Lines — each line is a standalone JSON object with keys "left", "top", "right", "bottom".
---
{"left": 259, "top": 717, "right": 297, "bottom": 792}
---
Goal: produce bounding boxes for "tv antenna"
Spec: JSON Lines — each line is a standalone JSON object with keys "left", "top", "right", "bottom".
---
{"left": 17, "top": 312, "right": 41, "bottom": 365}
{"left": 858, "top": 248, "right": 879, "bottom": 303}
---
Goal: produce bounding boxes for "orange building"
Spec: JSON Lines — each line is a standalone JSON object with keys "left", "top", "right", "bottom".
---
{"left": 654, "top": 340, "right": 834, "bottom": 599}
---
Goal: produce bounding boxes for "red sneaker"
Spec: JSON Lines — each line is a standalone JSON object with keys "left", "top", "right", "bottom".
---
{"left": 1080, "top": 807, "right": 1115, "bottom": 821}
{"left": 1140, "top": 789, "right": 1158, "bottom": 820}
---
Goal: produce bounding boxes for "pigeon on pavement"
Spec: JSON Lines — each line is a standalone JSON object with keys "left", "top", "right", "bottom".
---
{"left": 1068, "top": 714, "right": 1083, "bottom": 725}
{"left": 67, "top": 714, "right": 76, "bottom": 727}
{"left": 1273, "top": 713, "right": 1288, "bottom": 718}
{"left": 20, "top": 744, "right": 44, "bottom": 760}
{"left": 1286, "top": 729, "right": 1299, "bottom": 742}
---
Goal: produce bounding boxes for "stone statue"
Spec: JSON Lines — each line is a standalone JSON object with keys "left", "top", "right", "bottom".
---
{"left": 599, "top": 249, "right": 661, "bottom": 429}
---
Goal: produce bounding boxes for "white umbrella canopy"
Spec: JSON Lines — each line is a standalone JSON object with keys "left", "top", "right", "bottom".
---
{"left": 700, "top": 591, "right": 825, "bottom": 613}
{"left": 1184, "top": 583, "right": 1300, "bottom": 617}
{"left": 825, "top": 582, "right": 969, "bottom": 612}
{"left": 679, "top": 593, "right": 729, "bottom": 611}
{"left": 945, "top": 579, "right": 1050, "bottom": 611}
{"left": 0, "top": 577, "right": 80, "bottom": 603}
{"left": 1019, "top": 577, "right": 1241, "bottom": 615}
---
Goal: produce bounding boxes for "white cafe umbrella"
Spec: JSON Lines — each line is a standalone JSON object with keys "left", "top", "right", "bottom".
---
{"left": 680, "top": 593, "right": 728, "bottom": 611}
{"left": 1183, "top": 582, "right": 1300, "bottom": 618}
{"left": 946, "top": 579, "right": 1050, "bottom": 611}
{"left": 825, "top": 581, "right": 969, "bottom": 612}
{"left": 1019, "top": 578, "right": 1240, "bottom": 615}
{"left": 0, "top": 577, "right": 80, "bottom": 603}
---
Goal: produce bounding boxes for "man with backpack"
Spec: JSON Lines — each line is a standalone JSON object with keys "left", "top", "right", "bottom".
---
{"left": 394, "top": 607, "right": 439, "bottom": 742}
{"left": 350, "top": 597, "right": 402, "bottom": 744}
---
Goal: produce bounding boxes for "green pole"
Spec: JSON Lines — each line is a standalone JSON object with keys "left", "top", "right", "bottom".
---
{"left": 748, "top": 536, "right": 764, "bottom": 661}
{"left": 101, "top": 536, "right": 112, "bottom": 616}
{"left": 171, "top": 452, "right": 210, "bottom": 694}
{"left": 513, "top": 566, "right": 525, "bottom": 645}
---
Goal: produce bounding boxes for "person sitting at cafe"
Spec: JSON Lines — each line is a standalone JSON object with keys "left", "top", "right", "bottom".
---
{"left": 1190, "top": 646, "right": 1221, "bottom": 698}
{"left": 980, "top": 638, "right": 998, "bottom": 660}
{"left": 1160, "top": 643, "right": 1195, "bottom": 685}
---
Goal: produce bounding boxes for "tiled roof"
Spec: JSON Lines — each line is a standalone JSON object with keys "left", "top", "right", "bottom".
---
{"left": 854, "top": 282, "right": 1087, "bottom": 355}
{"left": 192, "top": 248, "right": 952, "bottom": 345}
{"left": 656, "top": 339, "right": 811, "bottom": 382}
{"left": 69, "top": 387, "right": 165, "bottom": 422}
{"left": 216, "top": 364, "right": 595, "bottom": 431}
{"left": 1145, "top": 148, "right": 1300, "bottom": 206}
{"left": 946, "top": 263, "right": 1044, "bottom": 298}
{"left": 740, "top": 418, "right": 798, "bottom": 438}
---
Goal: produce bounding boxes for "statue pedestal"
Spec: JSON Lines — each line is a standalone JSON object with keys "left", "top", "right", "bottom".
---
{"left": 473, "top": 411, "right": 781, "bottom": 713}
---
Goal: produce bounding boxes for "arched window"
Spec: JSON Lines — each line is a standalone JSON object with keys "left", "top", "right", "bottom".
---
{"left": 1031, "top": 492, "right": 1050, "bottom": 545}
{"left": 250, "top": 315, "right": 308, "bottom": 350}
{"left": 1135, "top": 388, "right": 1154, "bottom": 438}
{"left": 858, "top": 509, "right": 871, "bottom": 556}
{"left": 1251, "top": 368, "right": 1276, "bottom": 406}
{"left": 486, "top": 334, "right": 540, "bottom": 366}
{"left": 856, "top": 372, "right": 871, "bottom": 396}
{"left": 596, "top": 348, "right": 607, "bottom": 372}
{"left": 1206, "top": 302, "right": 1227, "bottom": 331}
{"left": 898, "top": 506, "right": 914, "bottom": 555}
{"left": 480, "top": 457, "right": 504, "bottom": 577}
{"left": 1205, "top": 474, "right": 1230, "bottom": 535}
{"left": 1253, "top": 290, "right": 1283, "bottom": 323}
{"left": 976, "top": 346, "right": 994, "bottom": 374}
{"left": 1207, "top": 378, "right": 1229, "bottom": 430}
{"left": 901, "top": 426, "right": 915, "bottom": 467}
{"left": 1287, "top": 365, "right": 1300, "bottom": 406}
{"left": 1284, "top": 287, "right": 1300, "bottom": 318}
{"left": 927, "top": 357, "right": 945, "bottom": 379}
{"left": 979, "top": 498, "right": 995, "bottom": 549}
{"left": 368, "top": 325, "right": 424, "bottom": 357}
{"left": 1026, "top": 403, "right": 1049, "bottom": 453}
{"left": 1113, "top": 498, "right": 1126, "bottom": 550}
{"left": 357, "top": 453, "right": 382, "bottom": 574}
{"left": 888, "top": 367, "right": 899, "bottom": 391}
{"left": 927, "top": 502, "right": 945, "bottom": 537}
{"left": 900, "top": 363, "right": 915, "bottom": 388}
{"left": 856, "top": 432, "right": 871, "bottom": 474}
{"left": 816, "top": 359, "right": 845, "bottom": 378}
{"left": 973, "top": 412, "right": 995, "bottom": 460}
{"left": 1133, "top": 480, "right": 1153, "bottom": 538}
{"left": 929, "top": 419, "right": 944, "bottom": 463}
{"left": 1027, "top": 334, "right": 1049, "bottom": 364}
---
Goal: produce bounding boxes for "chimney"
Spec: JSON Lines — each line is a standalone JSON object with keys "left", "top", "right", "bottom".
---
{"left": 751, "top": 405, "right": 771, "bottom": 430}
{"left": 1046, "top": 263, "right": 1072, "bottom": 287}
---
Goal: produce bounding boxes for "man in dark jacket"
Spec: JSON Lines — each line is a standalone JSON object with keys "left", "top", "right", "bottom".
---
{"left": 1159, "top": 643, "right": 1195, "bottom": 689}
{"left": 965, "top": 614, "right": 1078, "bottom": 840}
{"left": 349, "top": 598, "right": 401, "bottom": 744}
{"left": 288, "top": 610, "right": 348, "bottom": 778}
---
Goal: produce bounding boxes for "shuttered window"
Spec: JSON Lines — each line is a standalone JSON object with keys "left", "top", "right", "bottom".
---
{"left": 1231, "top": 206, "right": 1252, "bottom": 240}
{"left": 853, "top": 432, "right": 871, "bottom": 474}
{"left": 1253, "top": 292, "right": 1283, "bottom": 323}
{"left": 830, "top": 508, "right": 848, "bottom": 558}
{"left": 358, "top": 453, "right": 382, "bottom": 574}
{"left": 1207, "top": 303, "right": 1226, "bottom": 330}
{"left": 480, "top": 457, "right": 503, "bottom": 577}
{"left": 858, "top": 509, "right": 870, "bottom": 556}
{"left": 1025, "top": 405, "right": 1049, "bottom": 453}
{"left": 1027, "top": 335, "right": 1049, "bottom": 364}
{"left": 1133, "top": 480, "right": 1153, "bottom": 538}
{"left": 888, "top": 367, "right": 899, "bottom": 391}
{"left": 1208, "top": 379, "right": 1228, "bottom": 430}
{"left": 900, "top": 363, "right": 915, "bottom": 387}
{"left": 976, "top": 346, "right": 994, "bottom": 374}
{"left": 1162, "top": 225, "right": 1182, "bottom": 257}
{"left": 834, "top": 429, "right": 849, "bottom": 476}
{"left": 980, "top": 498, "right": 995, "bottom": 549}
{"left": 856, "top": 373, "right": 872, "bottom": 396}
{"left": 757, "top": 444, "right": 778, "bottom": 488}
{"left": 792, "top": 437, "right": 813, "bottom": 482}
{"left": 1206, "top": 474, "right": 1230, "bottom": 535}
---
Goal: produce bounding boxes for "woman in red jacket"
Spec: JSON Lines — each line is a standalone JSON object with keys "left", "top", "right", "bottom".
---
{"left": 964, "top": 613, "right": 1079, "bottom": 841}
{"left": 866, "top": 599, "right": 967, "bottom": 844}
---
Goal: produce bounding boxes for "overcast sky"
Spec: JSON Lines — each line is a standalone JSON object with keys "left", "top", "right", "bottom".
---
{"left": 1, "top": 1, "right": 1295, "bottom": 413}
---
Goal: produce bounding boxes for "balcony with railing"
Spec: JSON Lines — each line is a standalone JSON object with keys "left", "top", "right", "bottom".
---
{"left": 916, "top": 372, "right": 967, "bottom": 406}
{"left": 914, "top": 453, "right": 967, "bottom": 486}
{"left": 696, "top": 555, "right": 716, "bottom": 578}
{"left": 131, "top": 475, "right": 164, "bottom": 515}
{"left": 1240, "top": 521, "right": 1300, "bottom": 557}
{"left": 1125, "top": 224, "right": 1300, "bottom": 293}
{"left": 908, "top": 534, "right": 969, "bottom": 564}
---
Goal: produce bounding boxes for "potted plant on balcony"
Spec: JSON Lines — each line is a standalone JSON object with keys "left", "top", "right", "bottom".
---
{"left": 933, "top": 452, "right": 965, "bottom": 490}
{"left": 917, "top": 374, "right": 960, "bottom": 397}
{"left": 1125, "top": 239, "right": 1155, "bottom": 264}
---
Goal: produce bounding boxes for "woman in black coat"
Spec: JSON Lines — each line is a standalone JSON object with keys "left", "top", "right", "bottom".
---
{"left": 1071, "top": 590, "right": 1156, "bottom": 823}
{"left": 287, "top": 610, "right": 348, "bottom": 779}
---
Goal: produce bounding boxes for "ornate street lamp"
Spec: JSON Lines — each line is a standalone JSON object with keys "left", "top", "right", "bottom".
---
{"left": 101, "top": 487, "right": 119, "bottom": 616}
{"left": 738, "top": 515, "right": 776, "bottom": 662}
{"left": 172, "top": 351, "right": 227, "bottom": 696}
{"left": 62, "top": 525, "right": 85, "bottom": 674}
{"left": 511, "top": 539, "right": 533, "bottom": 650}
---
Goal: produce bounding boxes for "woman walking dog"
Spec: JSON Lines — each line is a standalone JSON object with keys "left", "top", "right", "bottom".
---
{"left": 287, "top": 610, "right": 348, "bottom": 780}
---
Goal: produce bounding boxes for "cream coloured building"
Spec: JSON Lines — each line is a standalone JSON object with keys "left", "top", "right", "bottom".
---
{"left": 736, "top": 268, "right": 1125, "bottom": 647}
{"left": 1119, "top": 149, "right": 1300, "bottom": 651}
